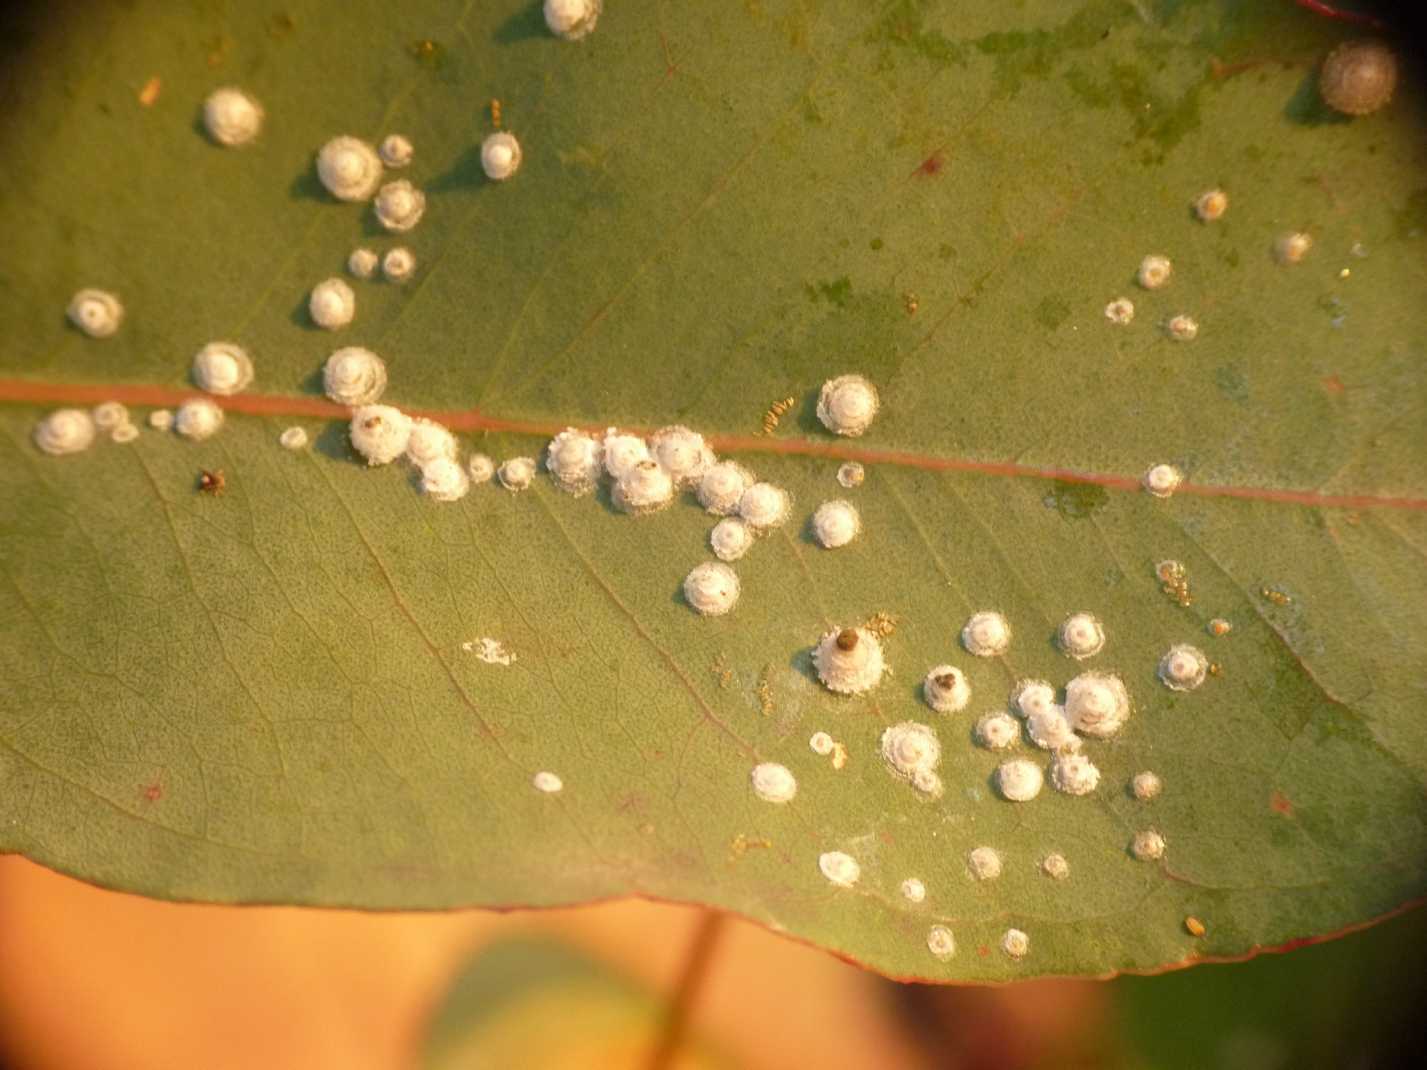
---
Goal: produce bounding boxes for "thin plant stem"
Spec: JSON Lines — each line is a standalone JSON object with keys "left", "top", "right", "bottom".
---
{"left": 645, "top": 907, "right": 729, "bottom": 1070}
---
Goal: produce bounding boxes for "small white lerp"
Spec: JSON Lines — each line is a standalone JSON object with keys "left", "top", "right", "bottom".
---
{"left": 601, "top": 430, "right": 650, "bottom": 479}
{"left": 544, "top": 0, "right": 602, "bottom": 40}
{"left": 738, "top": 482, "right": 791, "bottom": 531}
{"left": 1050, "top": 752, "right": 1100, "bottom": 796}
{"left": 880, "top": 721, "right": 941, "bottom": 786}
{"left": 812, "top": 627, "right": 884, "bottom": 695}
{"left": 697, "top": 461, "right": 753, "bottom": 515}
{"left": 309, "top": 278, "right": 356, "bottom": 329}
{"left": 1131, "top": 829, "right": 1166, "bottom": 861}
{"left": 1104, "top": 297, "right": 1135, "bottom": 325}
{"left": 927, "top": 926, "right": 956, "bottom": 961}
{"left": 323, "top": 347, "right": 387, "bottom": 406}
{"left": 613, "top": 460, "right": 674, "bottom": 514}
{"left": 1143, "top": 463, "right": 1183, "bottom": 498}
{"left": 378, "top": 134, "right": 414, "bottom": 168}
{"left": 1001, "top": 928, "right": 1030, "bottom": 959}
{"left": 709, "top": 517, "right": 753, "bottom": 562}
{"left": 191, "top": 342, "right": 254, "bottom": 396}
{"left": 967, "top": 846, "right": 1002, "bottom": 881}
{"left": 349, "top": 405, "right": 412, "bottom": 465}
{"left": 421, "top": 457, "right": 470, "bottom": 502}
{"left": 1159, "top": 643, "right": 1208, "bottom": 691}
{"left": 976, "top": 712, "right": 1020, "bottom": 750}
{"left": 1058, "top": 612, "right": 1105, "bottom": 659}
{"left": 373, "top": 179, "right": 426, "bottom": 232}
{"left": 1012, "top": 679, "right": 1055, "bottom": 719}
{"left": 347, "top": 248, "right": 379, "bottom": 279}
{"left": 468, "top": 454, "right": 496, "bottom": 484}
{"left": 816, "top": 374, "right": 879, "bottom": 437}
{"left": 1137, "top": 254, "right": 1172, "bottom": 290}
{"left": 545, "top": 428, "right": 601, "bottom": 496}
{"left": 382, "top": 247, "right": 416, "bottom": 282}
{"left": 961, "top": 611, "right": 1011, "bottom": 657}
{"left": 406, "top": 419, "right": 457, "bottom": 466}
{"left": 1025, "top": 704, "right": 1076, "bottom": 751}
{"left": 683, "top": 562, "right": 740, "bottom": 616}
{"left": 818, "top": 851, "right": 860, "bottom": 888}
{"left": 1131, "top": 771, "right": 1163, "bottom": 800}
{"left": 532, "top": 771, "right": 563, "bottom": 794}
{"left": 67, "top": 289, "right": 123, "bottom": 338}
{"left": 175, "top": 398, "right": 224, "bottom": 441}
{"left": 1064, "top": 671, "right": 1130, "bottom": 738}
{"left": 922, "top": 665, "right": 970, "bottom": 714}
{"left": 810, "top": 500, "right": 861, "bottom": 548}
{"left": 650, "top": 425, "right": 714, "bottom": 488}
{"left": 481, "top": 132, "right": 523, "bottom": 181}
{"left": 750, "top": 762, "right": 796, "bottom": 804}
{"left": 1166, "top": 314, "right": 1199, "bottom": 342}
{"left": 32, "top": 409, "right": 96, "bottom": 456}
{"left": 498, "top": 457, "right": 536, "bottom": 491}
{"left": 1041, "top": 853, "right": 1070, "bottom": 880}
{"left": 996, "top": 759, "right": 1043, "bottom": 802}
{"left": 91, "top": 401, "right": 128, "bottom": 430}
{"left": 202, "top": 87, "right": 263, "bottom": 147}
{"left": 316, "top": 136, "right": 383, "bottom": 201}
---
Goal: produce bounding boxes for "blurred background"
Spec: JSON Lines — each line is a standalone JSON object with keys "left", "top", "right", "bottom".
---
{"left": 0, "top": 854, "right": 1423, "bottom": 1069}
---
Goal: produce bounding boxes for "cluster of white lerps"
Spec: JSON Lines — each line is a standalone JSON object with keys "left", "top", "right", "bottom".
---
{"left": 797, "top": 603, "right": 1205, "bottom": 819}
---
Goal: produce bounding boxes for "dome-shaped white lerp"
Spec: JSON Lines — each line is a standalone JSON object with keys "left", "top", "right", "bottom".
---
{"left": 32, "top": 409, "right": 96, "bottom": 456}
{"left": 709, "top": 517, "right": 753, "bottom": 562}
{"left": 309, "top": 277, "right": 356, "bottom": 329}
{"left": 67, "top": 289, "right": 123, "bottom": 338}
{"left": 738, "top": 482, "right": 791, "bottom": 531}
{"left": 922, "top": 665, "right": 970, "bottom": 714}
{"left": 481, "top": 132, "right": 522, "bottom": 181}
{"left": 544, "top": 0, "right": 602, "bottom": 40}
{"left": 697, "top": 461, "right": 753, "bottom": 515}
{"left": 813, "top": 627, "right": 885, "bottom": 695}
{"left": 203, "top": 87, "right": 263, "bottom": 147}
{"left": 323, "top": 347, "right": 387, "bottom": 406}
{"left": 962, "top": 610, "right": 1011, "bottom": 657}
{"left": 175, "top": 398, "right": 224, "bottom": 441}
{"left": 650, "top": 425, "right": 715, "bottom": 487}
{"left": 316, "top": 136, "right": 383, "bottom": 202}
{"left": 545, "top": 428, "right": 601, "bottom": 496}
{"left": 1064, "top": 671, "right": 1130, "bottom": 738}
{"left": 349, "top": 405, "right": 412, "bottom": 466}
{"left": 378, "top": 134, "right": 414, "bottom": 168}
{"left": 816, "top": 374, "right": 879, "bottom": 437}
{"left": 811, "top": 499, "right": 861, "bottom": 548}
{"left": 683, "top": 562, "right": 740, "bottom": 616}
{"left": 191, "top": 342, "right": 254, "bottom": 396}
{"left": 613, "top": 460, "right": 674, "bottom": 514}
{"left": 373, "top": 179, "right": 426, "bottom": 232}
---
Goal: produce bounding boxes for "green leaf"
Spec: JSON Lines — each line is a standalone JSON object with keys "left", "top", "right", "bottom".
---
{"left": 1, "top": 0, "right": 1424, "bottom": 982}
{"left": 422, "top": 937, "right": 727, "bottom": 1070}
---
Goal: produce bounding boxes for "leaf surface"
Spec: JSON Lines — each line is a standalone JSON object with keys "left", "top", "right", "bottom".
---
{"left": 1, "top": 0, "right": 1425, "bottom": 981}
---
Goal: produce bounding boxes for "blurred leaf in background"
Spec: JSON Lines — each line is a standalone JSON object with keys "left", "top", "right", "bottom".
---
{"left": 422, "top": 937, "right": 726, "bottom": 1070}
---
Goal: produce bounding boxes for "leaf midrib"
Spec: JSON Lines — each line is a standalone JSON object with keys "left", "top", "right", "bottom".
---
{"left": 2, "top": 376, "right": 1423, "bottom": 512}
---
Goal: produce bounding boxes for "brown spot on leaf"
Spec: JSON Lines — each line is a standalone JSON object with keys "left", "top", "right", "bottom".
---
{"left": 1322, "top": 373, "right": 1346, "bottom": 394}
{"left": 912, "top": 150, "right": 946, "bottom": 178}
{"left": 1270, "top": 790, "right": 1294, "bottom": 817}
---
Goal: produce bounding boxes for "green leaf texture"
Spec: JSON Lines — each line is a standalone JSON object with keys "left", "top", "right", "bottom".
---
{"left": 1, "top": 0, "right": 1424, "bottom": 981}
